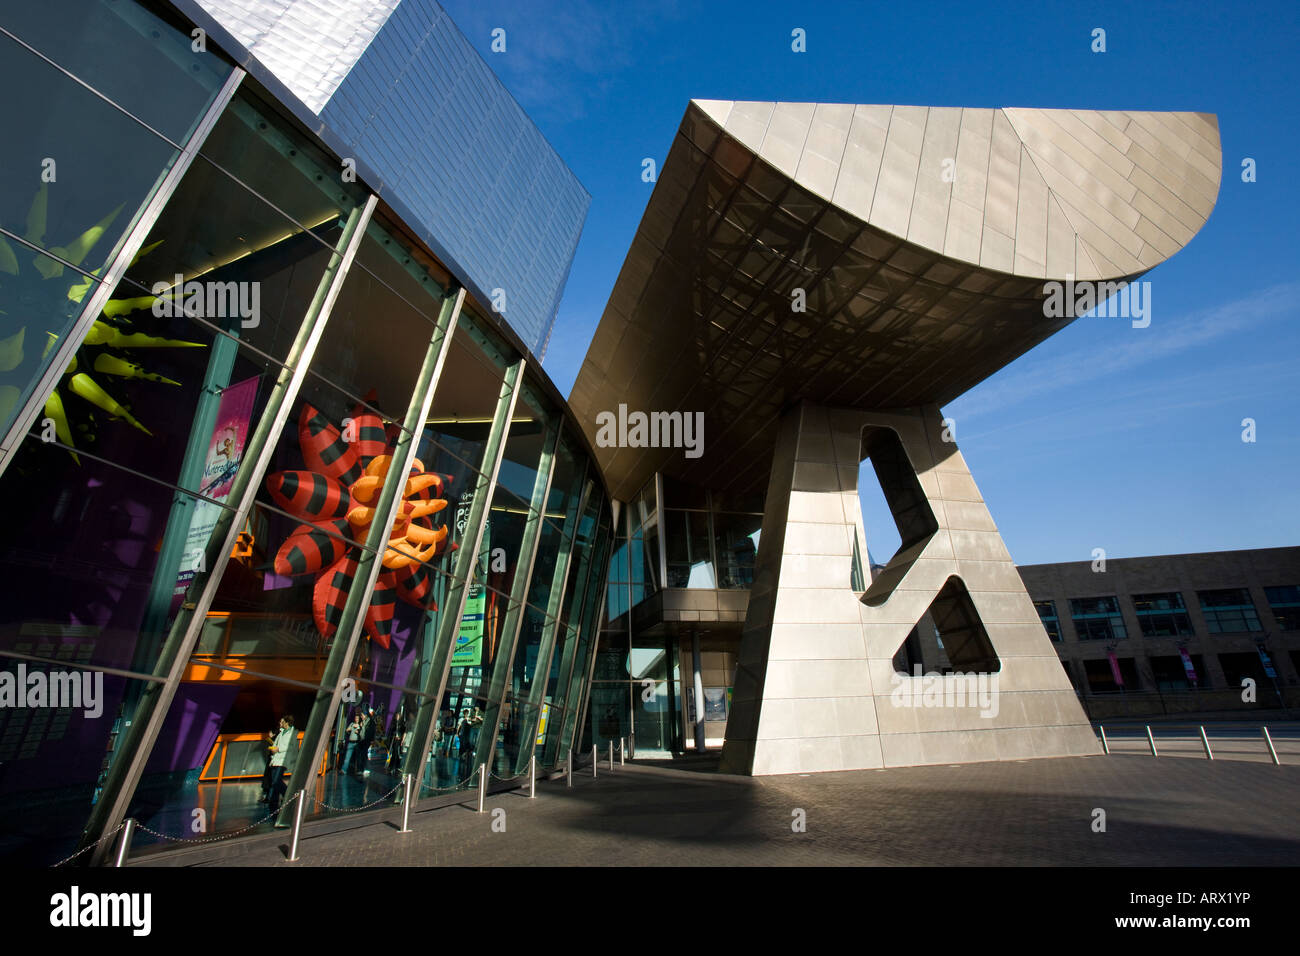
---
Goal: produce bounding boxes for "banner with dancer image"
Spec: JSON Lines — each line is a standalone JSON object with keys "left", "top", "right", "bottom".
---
{"left": 174, "top": 377, "right": 258, "bottom": 595}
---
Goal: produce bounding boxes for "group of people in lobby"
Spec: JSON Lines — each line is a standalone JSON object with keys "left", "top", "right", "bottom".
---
{"left": 258, "top": 704, "right": 493, "bottom": 814}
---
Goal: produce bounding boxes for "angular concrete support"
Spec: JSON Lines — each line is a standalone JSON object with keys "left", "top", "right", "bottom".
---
{"left": 720, "top": 401, "right": 1097, "bottom": 775}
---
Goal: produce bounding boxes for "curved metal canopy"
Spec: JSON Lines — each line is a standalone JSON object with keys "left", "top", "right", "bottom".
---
{"left": 571, "top": 100, "right": 1221, "bottom": 501}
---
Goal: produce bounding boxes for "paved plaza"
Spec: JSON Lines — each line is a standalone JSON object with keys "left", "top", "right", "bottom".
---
{"left": 133, "top": 750, "right": 1300, "bottom": 867}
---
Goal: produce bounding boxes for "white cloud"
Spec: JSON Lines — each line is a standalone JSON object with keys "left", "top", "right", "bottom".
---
{"left": 951, "top": 281, "right": 1300, "bottom": 422}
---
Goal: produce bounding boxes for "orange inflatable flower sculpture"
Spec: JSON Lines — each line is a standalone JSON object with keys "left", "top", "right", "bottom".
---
{"left": 265, "top": 402, "right": 454, "bottom": 648}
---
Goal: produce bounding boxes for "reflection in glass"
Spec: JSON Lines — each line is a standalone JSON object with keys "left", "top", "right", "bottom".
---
{"left": 0, "top": 671, "right": 157, "bottom": 866}
{"left": 0, "top": 0, "right": 232, "bottom": 144}
{"left": 0, "top": 35, "right": 184, "bottom": 438}
{"left": 665, "top": 509, "right": 716, "bottom": 588}
{"left": 714, "top": 512, "right": 760, "bottom": 589}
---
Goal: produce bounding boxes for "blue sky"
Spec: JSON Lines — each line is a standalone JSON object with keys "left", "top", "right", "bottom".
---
{"left": 442, "top": 0, "right": 1300, "bottom": 566}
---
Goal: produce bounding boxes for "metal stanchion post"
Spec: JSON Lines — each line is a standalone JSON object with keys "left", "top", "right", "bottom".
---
{"left": 1199, "top": 725, "right": 1213, "bottom": 760}
{"left": 620, "top": 737, "right": 625, "bottom": 766}
{"left": 1146, "top": 725, "right": 1158, "bottom": 757}
{"left": 1099, "top": 725, "right": 1109, "bottom": 755}
{"left": 398, "top": 774, "right": 414, "bottom": 833}
{"left": 477, "top": 763, "right": 487, "bottom": 813}
{"left": 608, "top": 740, "right": 614, "bottom": 771}
{"left": 1262, "top": 726, "right": 1281, "bottom": 765}
{"left": 566, "top": 750, "right": 572, "bottom": 788}
{"left": 591, "top": 744, "right": 598, "bottom": 778}
{"left": 113, "top": 819, "right": 135, "bottom": 868}
{"left": 287, "top": 791, "right": 306, "bottom": 862}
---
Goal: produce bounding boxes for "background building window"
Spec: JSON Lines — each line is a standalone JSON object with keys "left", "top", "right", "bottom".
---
{"left": 1069, "top": 596, "right": 1127, "bottom": 641}
{"left": 1131, "top": 592, "right": 1195, "bottom": 638}
{"left": 1197, "top": 588, "right": 1262, "bottom": 634}
{"left": 1034, "top": 600, "right": 1062, "bottom": 642}
{"left": 1149, "top": 654, "right": 1205, "bottom": 690}
{"left": 1264, "top": 585, "right": 1300, "bottom": 630}
{"left": 1082, "top": 656, "right": 1139, "bottom": 692}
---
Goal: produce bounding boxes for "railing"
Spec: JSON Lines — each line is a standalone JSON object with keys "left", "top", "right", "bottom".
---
{"left": 1096, "top": 720, "right": 1293, "bottom": 765}
{"left": 1075, "top": 687, "right": 1298, "bottom": 721}
{"left": 66, "top": 739, "right": 634, "bottom": 867}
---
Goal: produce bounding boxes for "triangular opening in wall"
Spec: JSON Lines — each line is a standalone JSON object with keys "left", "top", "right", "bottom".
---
{"left": 857, "top": 425, "right": 939, "bottom": 606}
{"left": 891, "top": 576, "right": 1002, "bottom": 675}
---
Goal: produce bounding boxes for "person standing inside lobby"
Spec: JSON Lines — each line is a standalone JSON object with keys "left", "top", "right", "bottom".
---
{"left": 267, "top": 715, "right": 301, "bottom": 816}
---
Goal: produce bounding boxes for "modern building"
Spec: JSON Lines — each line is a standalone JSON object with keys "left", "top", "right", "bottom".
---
{"left": 0, "top": 0, "right": 1236, "bottom": 867}
{"left": 1019, "top": 547, "right": 1300, "bottom": 717}
{"left": 0, "top": 0, "right": 610, "bottom": 866}
{"left": 570, "top": 99, "right": 1223, "bottom": 775}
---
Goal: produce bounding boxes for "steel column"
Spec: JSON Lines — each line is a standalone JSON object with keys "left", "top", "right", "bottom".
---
{"left": 562, "top": 572, "right": 613, "bottom": 763}
{"left": 553, "top": 512, "right": 615, "bottom": 763}
{"left": 516, "top": 473, "right": 590, "bottom": 770}
{"left": 473, "top": 422, "right": 561, "bottom": 770}
{"left": 402, "top": 358, "right": 525, "bottom": 794}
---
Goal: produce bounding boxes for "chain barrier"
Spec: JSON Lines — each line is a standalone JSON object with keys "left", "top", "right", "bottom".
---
{"left": 133, "top": 803, "right": 283, "bottom": 845}
{"left": 113, "top": 773, "right": 406, "bottom": 852}
{"left": 57, "top": 752, "right": 552, "bottom": 863}
{"left": 51, "top": 821, "right": 126, "bottom": 868}
{"left": 313, "top": 779, "right": 403, "bottom": 813}
{"left": 418, "top": 765, "right": 480, "bottom": 794}
{"left": 53, "top": 756, "right": 553, "bottom": 865}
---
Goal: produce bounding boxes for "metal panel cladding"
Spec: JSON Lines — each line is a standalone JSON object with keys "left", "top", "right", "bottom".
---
{"left": 321, "top": 0, "right": 588, "bottom": 358}
{"left": 197, "top": 0, "right": 590, "bottom": 358}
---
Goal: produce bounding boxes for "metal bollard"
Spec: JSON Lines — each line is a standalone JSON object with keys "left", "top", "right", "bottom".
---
{"left": 1099, "top": 725, "right": 1109, "bottom": 755}
{"left": 609, "top": 740, "right": 615, "bottom": 771}
{"left": 1262, "top": 726, "right": 1281, "bottom": 766}
{"left": 1199, "top": 725, "right": 1213, "bottom": 760}
{"left": 528, "top": 755, "right": 536, "bottom": 799}
{"left": 1146, "top": 725, "right": 1158, "bottom": 757}
{"left": 477, "top": 763, "right": 487, "bottom": 813}
{"left": 591, "top": 744, "right": 598, "bottom": 778}
{"left": 287, "top": 791, "right": 306, "bottom": 862}
{"left": 114, "top": 818, "right": 135, "bottom": 868}
{"left": 566, "top": 750, "right": 573, "bottom": 788}
{"left": 398, "top": 774, "right": 414, "bottom": 833}
{"left": 620, "top": 737, "right": 626, "bottom": 766}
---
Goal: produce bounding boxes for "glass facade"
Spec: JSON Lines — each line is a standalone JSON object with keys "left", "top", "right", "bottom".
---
{"left": 660, "top": 475, "right": 761, "bottom": 592}
{"left": 0, "top": 0, "right": 232, "bottom": 448}
{"left": 0, "top": 0, "right": 612, "bottom": 866}
{"left": 584, "top": 497, "right": 680, "bottom": 758}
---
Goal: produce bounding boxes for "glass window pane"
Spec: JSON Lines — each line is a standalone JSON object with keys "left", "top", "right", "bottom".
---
{"left": 0, "top": 34, "right": 179, "bottom": 254}
{"left": 0, "top": 444, "right": 260, "bottom": 675}
{"left": 0, "top": 0, "right": 232, "bottom": 144}
{"left": 0, "top": 249, "right": 108, "bottom": 438}
{"left": 0, "top": 670, "right": 157, "bottom": 865}
{"left": 714, "top": 511, "right": 759, "bottom": 589}
{"left": 195, "top": 92, "right": 368, "bottom": 246}
{"left": 0, "top": 36, "right": 187, "bottom": 438}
